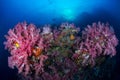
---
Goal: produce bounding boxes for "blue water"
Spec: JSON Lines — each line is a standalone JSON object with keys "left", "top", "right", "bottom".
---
{"left": 0, "top": 0, "right": 120, "bottom": 80}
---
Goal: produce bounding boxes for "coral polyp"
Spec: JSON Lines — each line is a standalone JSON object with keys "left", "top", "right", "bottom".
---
{"left": 4, "top": 22, "right": 118, "bottom": 80}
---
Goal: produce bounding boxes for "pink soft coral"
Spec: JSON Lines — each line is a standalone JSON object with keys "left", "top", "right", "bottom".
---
{"left": 73, "top": 22, "right": 118, "bottom": 66}
{"left": 81, "top": 22, "right": 118, "bottom": 65}
{"left": 4, "top": 22, "right": 47, "bottom": 76}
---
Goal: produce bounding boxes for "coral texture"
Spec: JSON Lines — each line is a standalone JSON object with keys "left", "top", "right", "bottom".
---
{"left": 73, "top": 22, "right": 118, "bottom": 66}
{"left": 4, "top": 22, "right": 118, "bottom": 80}
{"left": 4, "top": 22, "right": 47, "bottom": 77}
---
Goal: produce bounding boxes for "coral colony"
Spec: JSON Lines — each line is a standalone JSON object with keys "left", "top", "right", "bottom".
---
{"left": 4, "top": 22, "right": 118, "bottom": 80}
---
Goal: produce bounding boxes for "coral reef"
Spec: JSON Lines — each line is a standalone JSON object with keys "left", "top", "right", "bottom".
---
{"left": 4, "top": 22, "right": 118, "bottom": 80}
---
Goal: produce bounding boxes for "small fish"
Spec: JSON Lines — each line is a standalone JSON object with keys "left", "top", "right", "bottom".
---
{"left": 13, "top": 41, "right": 20, "bottom": 48}
{"left": 70, "top": 34, "right": 75, "bottom": 40}
{"left": 32, "top": 46, "right": 42, "bottom": 57}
